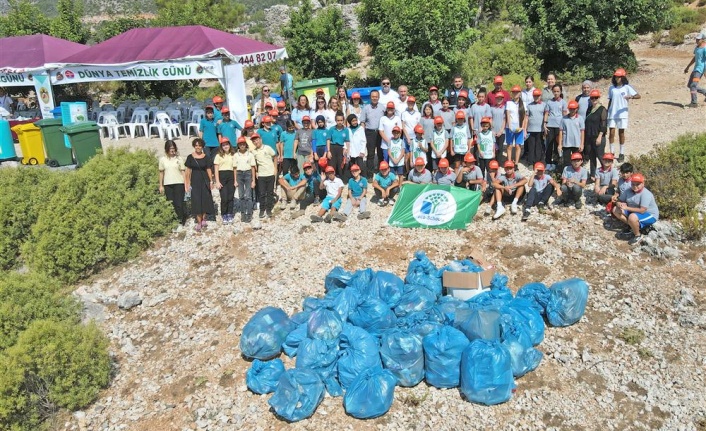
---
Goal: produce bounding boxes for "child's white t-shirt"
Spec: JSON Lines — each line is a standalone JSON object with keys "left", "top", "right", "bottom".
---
{"left": 324, "top": 177, "right": 344, "bottom": 198}
{"left": 607, "top": 85, "right": 637, "bottom": 120}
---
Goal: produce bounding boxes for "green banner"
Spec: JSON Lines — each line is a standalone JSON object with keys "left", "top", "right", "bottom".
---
{"left": 387, "top": 184, "right": 481, "bottom": 229}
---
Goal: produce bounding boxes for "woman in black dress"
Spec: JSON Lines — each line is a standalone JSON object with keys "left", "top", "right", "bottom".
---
{"left": 584, "top": 89, "right": 608, "bottom": 183}
{"left": 185, "top": 138, "right": 215, "bottom": 231}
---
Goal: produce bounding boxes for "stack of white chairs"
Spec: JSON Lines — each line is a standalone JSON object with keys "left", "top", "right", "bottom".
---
{"left": 186, "top": 109, "right": 204, "bottom": 137}
{"left": 121, "top": 109, "right": 149, "bottom": 138}
{"left": 150, "top": 112, "right": 181, "bottom": 140}
{"left": 98, "top": 113, "right": 121, "bottom": 140}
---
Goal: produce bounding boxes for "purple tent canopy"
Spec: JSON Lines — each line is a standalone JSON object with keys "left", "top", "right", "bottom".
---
{"left": 56, "top": 25, "right": 287, "bottom": 67}
{"left": 0, "top": 34, "right": 86, "bottom": 72}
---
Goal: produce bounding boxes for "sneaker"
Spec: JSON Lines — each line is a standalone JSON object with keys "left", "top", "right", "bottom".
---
{"left": 292, "top": 210, "right": 305, "bottom": 219}
{"left": 617, "top": 154, "right": 625, "bottom": 163}
{"left": 617, "top": 231, "right": 634, "bottom": 240}
{"left": 381, "top": 199, "right": 389, "bottom": 207}
{"left": 259, "top": 211, "right": 266, "bottom": 219}
{"left": 546, "top": 201, "right": 553, "bottom": 210}
{"left": 324, "top": 214, "right": 333, "bottom": 223}
{"left": 493, "top": 205, "right": 506, "bottom": 220}
{"left": 553, "top": 196, "right": 563, "bottom": 206}
{"left": 389, "top": 197, "right": 396, "bottom": 205}
{"left": 241, "top": 214, "right": 248, "bottom": 223}
{"left": 310, "top": 215, "right": 323, "bottom": 223}
{"left": 279, "top": 200, "right": 287, "bottom": 210}
{"left": 333, "top": 213, "right": 347, "bottom": 222}
{"left": 484, "top": 206, "right": 492, "bottom": 216}
{"left": 357, "top": 211, "right": 371, "bottom": 220}
{"left": 687, "top": 102, "right": 699, "bottom": 108}
{"left": 222, "top": 215, "right": 230, "bottom": 224}
{"left": 575, "top": 200, "right": 583, "bottom": 209}
{"left": 537, "top": 202, "right": 546, "bottom": 214}
{"left": 510, "top": 203, "right": 518, "bottom": 215}
{"left": 313, "top": 197, "right": 320, "bottom": 205}
{"left": 290, "top": 202, "right": 297, "bottom": 210}
{"left": 521, "top": 209, "right": 530, "bottom": 221}
{"left": 628, "top": 235, "right": 644, "bottom": 246}
{"left": 266, "top": 209, "right": 273, "bottom": 218}
{"left": 200, "top": 219, "right": 208, "bottom": 229}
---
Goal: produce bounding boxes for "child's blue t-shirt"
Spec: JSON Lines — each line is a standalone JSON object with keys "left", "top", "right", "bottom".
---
{"left": 305, "top": 172, "right": 321, "bottom": 193}
{"left": 312, "top": 129, "right": 329, "bottom": 151}
{"left": 283, "top": 173, "right": 303, "bottom": 187}
{"left": 374, "top": 172, "right": 397, "bottom": 189}
{"left": 348, "top": 177, "right": 368, "bottom": 198}
{"left": 328, "top": 126, "right": 350, "bottom": 146}
{"left": 199, "top": 118, "right": 219, "bottom": 147}
{"left": 281, "top": 130, "right": 297, "bottom": 159}
{"left": 218, "top": 120, "right": 241, "bottom": 145}
{"left": 259, "top": 126, "right": 280, "bottom": 154}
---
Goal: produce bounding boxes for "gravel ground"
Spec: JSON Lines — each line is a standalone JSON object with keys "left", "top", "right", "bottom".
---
{"left": 45, "top": 41, "right": 706, "bottom": 431}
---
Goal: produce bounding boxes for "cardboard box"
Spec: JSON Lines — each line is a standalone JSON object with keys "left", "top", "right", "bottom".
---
{"left": 443, "top": 249, "right": 496, "bottom": 300}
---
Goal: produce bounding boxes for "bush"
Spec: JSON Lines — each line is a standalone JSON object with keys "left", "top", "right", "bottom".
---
{"left": 0, "top": 168, "right": 63, "bottom": 270}
{"left": 0, "top": 272, "right": 79, "bottom": 351}
{"left": 22, "top": 148, "right": 176, "bottom": 283}
{"left": 669, "top": 133, "right": 706, "bottom": 193}
{"left": 0, "top": 320, "right": 111, "bottom": 430}
{"left": 664, "top": 6, "right": 706, "bottom": 45}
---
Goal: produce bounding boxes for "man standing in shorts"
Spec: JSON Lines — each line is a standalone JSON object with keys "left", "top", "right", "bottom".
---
{"left": 684, "top": 32, "right": 706, "bottom": 108}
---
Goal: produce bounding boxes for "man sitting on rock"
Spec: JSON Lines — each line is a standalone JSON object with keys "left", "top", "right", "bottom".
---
{"left": 612, "top": 173, "right": 659, "bottom": 246}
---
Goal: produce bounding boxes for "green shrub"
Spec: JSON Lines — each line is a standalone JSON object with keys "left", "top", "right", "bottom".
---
{"left": 0, "top": 168, "right": 63, "bottom": 270}
{"left": 22, "top": 148, "right": 176, "bottom": 283}
{"left": 669, "top": 133, "right": 706, "bottom": 193}
{"left": 664, "top": 6, "right": 706, "bottom": 45}
{"left": 0, "top": 272, "right": 79, "bottom": 351}
{"left": 0, "top": 320, "right": 111, "bottom": 429}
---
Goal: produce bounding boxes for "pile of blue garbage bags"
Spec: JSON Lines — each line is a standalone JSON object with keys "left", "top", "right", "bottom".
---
{"left": 240, "top": 251, "right": 589, "bottom": 422}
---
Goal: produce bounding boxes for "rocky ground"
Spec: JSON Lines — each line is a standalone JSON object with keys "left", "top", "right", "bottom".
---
{"left": 43, "top": 41, "right": 706, "bottom": 431}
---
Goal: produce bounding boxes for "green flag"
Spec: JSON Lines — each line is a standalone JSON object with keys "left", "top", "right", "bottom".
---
{"left": 387, "top": 184, "right": 482, "bottom": 229}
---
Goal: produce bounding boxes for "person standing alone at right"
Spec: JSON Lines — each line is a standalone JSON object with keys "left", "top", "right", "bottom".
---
{"left": 684, "top": 32, "right": 706, "bottom": 108}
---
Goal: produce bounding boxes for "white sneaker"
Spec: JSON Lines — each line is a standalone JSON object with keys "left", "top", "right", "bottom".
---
{"left": 510, "top": 203, "right": 518, "bottom": 214}
{"left": 484, "top": 206, "right": 491, "bottom": 216}
{"left": 493, "top": 205, "right": 506, "bottom": 220}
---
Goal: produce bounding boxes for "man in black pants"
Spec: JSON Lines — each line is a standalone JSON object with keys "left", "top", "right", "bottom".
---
{"left": 360, "top": 89, "right": 384, "bottom": 178}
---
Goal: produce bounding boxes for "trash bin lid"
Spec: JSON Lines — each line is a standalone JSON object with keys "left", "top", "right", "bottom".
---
{"left": 11, "top": 122, "right": 40, "bottom": 132}
{"left": 60, "top": 121, "right": 99, "bottom": 134}
{"left": 35, "top": 118, "right": 64, "bottom": 127}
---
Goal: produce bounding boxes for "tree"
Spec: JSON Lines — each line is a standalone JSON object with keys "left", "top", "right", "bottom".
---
{"left": 0, "top": 0, "right": 51, "bottom": 37}
{"left": 154, "top": 0, "right": 245, "bottom": 29}
{"left": 50, "top": 0, "right": 89, "bottom": 43}
{"left": 520, "top": 0, "right": 670, "bottom": 78}
{"left": 93, "top": 16, "right": 150, "bottom": 43}
{"left": 282, "top": 1, "right": 359, "bottom": 82}
{"left": 358, "top": 0, "right": 477, "bottom": 96}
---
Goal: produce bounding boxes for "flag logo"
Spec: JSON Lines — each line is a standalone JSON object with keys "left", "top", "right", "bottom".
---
{"left": 412, "top": 190, "right": 457, "bottom": 225}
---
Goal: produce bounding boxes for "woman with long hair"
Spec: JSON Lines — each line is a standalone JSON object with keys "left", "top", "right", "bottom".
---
{"left": 185, "top": 138, "right": 215, "bottom": 231}
{"left": 337, "top": 86, "right": 350, "bottom": 117}
{"left": 214, "top": 137, "right": 237, "bottom": 224}
{"left": 291, "top": 94, "right": 312, "bottom": 129}
{"left": 606, "top": 68, "right": 640, "bottom": 162}
{"left": 158, "top": 140, "right": 187, "bottom": 226}
{"left": 584, "top": 89, "right": 608, "bottom": 181}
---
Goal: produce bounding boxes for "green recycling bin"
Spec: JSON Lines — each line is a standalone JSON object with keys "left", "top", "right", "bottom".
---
{"left": 60, "top": 122, "right": 102, "bottom": 168}
{"left": 36, "top": 118, "right": 74, "bottom": 167}
{"left": 293, "top": 77, "right": 337, "bottom": 101}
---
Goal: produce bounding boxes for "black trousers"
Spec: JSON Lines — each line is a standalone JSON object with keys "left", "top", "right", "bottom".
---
{"left": 584, "top": 134, "right": 605, "bottom": 179}
{"left": 597, "top": 186, "right": 616, "bottom": 204}
{"left": 545, "top": 127, "right": 560, "bottom": 165}
{"left": 218, "top": 170, "right": 235, "bottom": 215}
{"left": 256, "top": 175, "right": 276, "bottom": 212}
{"left": 365, "top": 128, "right": 382, "bottom": 177}
{"left": 330, "top": 145, "right": 345, "bottom": 177}
{"left": 525, "top": 132, "right": 545, "bottom": 166}
{"left": 560, "top": 184, "right": 583, "bottom": 202}
{"left": 164, "top": 184, "right": 186, "bottom": 224}
{"left": 495, "top": 134, "right": 506, "bottom": 165}
{"left": 525, "top": 185, "right": 554, "bottom": 208}
{"left": 282, "top": 158, "right": 296, "bottom": 176}
{"left": 374, "top": 187, "right": 399, "bottom": 200}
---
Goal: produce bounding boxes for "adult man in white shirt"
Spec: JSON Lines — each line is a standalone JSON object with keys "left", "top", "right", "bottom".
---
{"left": 378, "top": 77, "right": 399, "bottom": 106}
{"left": 394, "top": 85, "right": 418, "bottom": 116}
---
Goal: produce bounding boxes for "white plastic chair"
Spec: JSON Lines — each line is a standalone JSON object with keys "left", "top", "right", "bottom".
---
{"left": 96, "top": 111, "right": 117, "bottom": 124}
{"left": 186, "top": 109, "right": 204, "bottom": 137}
{"left": 160, "top": 97, "right": 172, "bottom": 104}
{"left": 150, "top": 112, "right": 181, "bottom": 140}
{"left": 115, "top": 106, "right": 127, "bottom": 123}
{"left": 167, "top": 109, "right": 181, "bottom": 126}
{"left": 101, "top": 104, "right": 115, "bottom": 111}
{"left": 98, "top": 113, "right": 121, "bottom": 140}
{"left": 147, "top": 106, "right": 160, "bottom": 122}
{"left": 121, "top": 110, "right": 149, "bottom": 138}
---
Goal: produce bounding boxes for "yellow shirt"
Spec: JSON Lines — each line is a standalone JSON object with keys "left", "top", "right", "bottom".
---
{"left": 234, "top": 151, "right": 256, "bottom": 171}
{"left": 158, "top": 155, "right": 185, "bottom": 185}
{"left": 253, "top": 145, "right": 276, "bottom": 177}
{"left": 213, "top": 153, "right": 235, "bottom": 171}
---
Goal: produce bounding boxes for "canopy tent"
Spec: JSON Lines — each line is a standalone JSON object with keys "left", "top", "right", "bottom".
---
{"left": 0, "top": 34, "right": 87, "bottom": 117}
{"left": 49, "top": 26, "right": 288, "bottom": 124}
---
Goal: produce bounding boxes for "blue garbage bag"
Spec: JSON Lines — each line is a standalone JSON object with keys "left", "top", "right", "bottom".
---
{"left": 337, "top": 324, "right": 381, "bottom": 389}
{"left": 307, "top": 307, "right": 343, "bottom": 341}
{"left": 435, "top": 296, "right": 469, "bottom": 324}
{"left": 268, "top": 368, "right": 325, "bottom": 422}
{"left": 460, "top": 339, "right": 516, "bottom": 405}
{"left": 296, "top": 337, "right": 342, "bottom": 396}
{"left": 396, "top": 311, "right": 442, "bottom": 338}
{"left": 455, "top": 306, "right": 502, "bottom": 341}
{"left": 343, "top": 367, "right": 397, "bottom": 419}
{"left": 467, "top": 286, "right": 513, "bottom": 308}
{"left": 516, "top": 282, "right": 551, "bottom": 316}
{"left": 303, "top": 296, "right": 331, "bottom": 312}
{"left": 422, "top": 325, "right": 470, "bottom": 388}
{"left": 490, "top": 273, "right": 510, "bottom": 290}
{"left": 348, "top": 298, "right": 397, "bottom": 335}
{"left": 393, "top": 284, "right": 436, "bottom": 317}
{"left": 546, "top": 278, "right": 589, "bottom": 327}
{"left": 505, "top": 298, "right": 545, "bottom": 345}
{"left": 240, "top": 307, "right": 295, "bottom": 360}
{"left": 290, "top": 311, "right": 311, "bottom": 326}
{"left": 405, "top": 250, "right": 442, "bottom": 297}
{"left": 498, "top": 310, "right": 542, "bottom": 377}
{"left": 282, "top": 324, "right": 307, "bottom": 358}
{"left": 246, "top": 358, "right": 285, "bottom": 394}
{"left": 325, "top": 266, "right": 353, "bottom": 292}
{"left": 331, "top": 284, "right": 362, "bottom": 321}
{"left": 349, "top": 268, "right": 376, "bottom": 292}
{"left": 365, "top": 271, "right": 404, "bottom": 308}
{"left": 380, "top": 329, "right": 424, "bottom": 387}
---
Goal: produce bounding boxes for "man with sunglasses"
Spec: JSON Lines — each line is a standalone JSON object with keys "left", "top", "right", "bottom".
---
{"left": 254, "top": 86, "right": 277, "bottom": 120}
{"left": 378, "top": 77, "right": 399, "bottom": 106}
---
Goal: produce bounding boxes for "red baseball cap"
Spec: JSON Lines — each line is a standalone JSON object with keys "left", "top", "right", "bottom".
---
{"left": 386, "top": 101, "right": 396, "bottom": 109}
{"left": 244, "top": 120, "right": 254, "bottom": 128}
{"left": 602, "top": 152, "right": 615, "bottom": 160}
{"left": 237, "top": 137, "right": 247, "bottom": 145}
{"left": 480, "top": 116, "right": 492, "bottom": 124}
{"left": 302, "top": 115, "right": 311, "bottom": 122}
{"left": 351, "top": 92, "right": 361, "bottom": 99}
{"left": 379, "top": 161, "right": 389, "bottom": 170}
{"left": 455, "top": 111, "right": 466, "bottom": 119}
{"left": 504, "top": 160, "right": 515, "bottom": 168}
{"left": 325, "top": 166, "right": 335, "bottom": 173}
{"left": 414, "top": 157, "right": 425, "bottom": 166}
{"left": 590, "top": 89, "right": 601, "bottom": 98}
{"left": 494, "top": 76, "right": 504, "bottom": 84}
{"left": 262, "top": 115, "right": 273, "bottom": 123}
{"left": 350, "top": 164, "right": 360, "bottom": 171}
{"left": 534, "top": 162, "right": 545, "bottom": 171}
{"left": 277, "top": 100, "right": 286, "bottom": 108}
{"left": 303, "top": 162, "right": 312, "bottom": 169}
{"left": 392, "top": 125, "right": 401, "bottom": 133}
{"left": 532, "top": 89, "right": 542, "bottom": 96}
{"left": 438, "top": 158, "right": 449, "bottom": 168}
{"left": 251, "top": 132, "right": 261, "bottom": 140}
{"left": 316, "top": 88, "right": 324, "bottom": 93}
{"left": 630, "top": 173, "right": 645, "bottom": 183}
{"left": 511, "top": 85, "right": 522, "bottom": 92}
{"left": 219, "top": 136, "right": 230, "bottom": 144}
{"left": 212, "top": 96, "right": 224, "bottom": 103}
{"left": 568, "top": 100, "right": 579, "bottom": 109}
{"left": 463, "top": 153, "right": 476, "bottom": 163}
{"left": 429, "top": 86, "right": 439, "bottom": 92}
{"left": 570, "top": 152, "right": 583, "bottom": 161}
{"left": 414, "top": 124, "right": 424, "bottom": 134}
{"left": 489, "top": 160, "right": 499, "bottom": 170}
{"left": 434, "top": 116, "right": 444, "bottom": 124}
{"left": 220, "top": 107, "right": 230, "bottom": 114}
{"left": 407, "top": 96, "right": 416, "bottom": 103}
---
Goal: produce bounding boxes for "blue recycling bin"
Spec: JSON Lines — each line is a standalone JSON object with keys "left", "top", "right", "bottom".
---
{"left": 51, "top": 107, "right": 62, "bottom": 119}
{"left": 0, "top": 119, "right": 18, "bottom": 162}
{"left": 347, "top": 87, "right": 383, "bottom": 105}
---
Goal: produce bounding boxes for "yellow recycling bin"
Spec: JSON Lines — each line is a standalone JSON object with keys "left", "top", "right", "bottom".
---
{"left": 11, "top": 122, "right": 45, "bottom": 165}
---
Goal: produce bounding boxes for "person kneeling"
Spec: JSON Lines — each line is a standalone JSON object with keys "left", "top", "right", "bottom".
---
{"left": 492, "top": 161, "right": 527, "bottom": 219}
{"left": 338, "top": 164, "right": 370, "bottom": 221}
{"left": 311, "top": 166, "right": 344, "bottom": 223}
{"left": 557, "top": 152, "right": 587, "bottom": 209}
{"left": 372, "top": 161, "right": 400, "bottom": 206}
{"left": 612, "top": 173, "right": 659, "bottom": 246}
{"left": 522, "top": 162, "right": 561, "bottom": 221}
{"left": 278, "top": 166, "right": 308, "bottom": 210}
